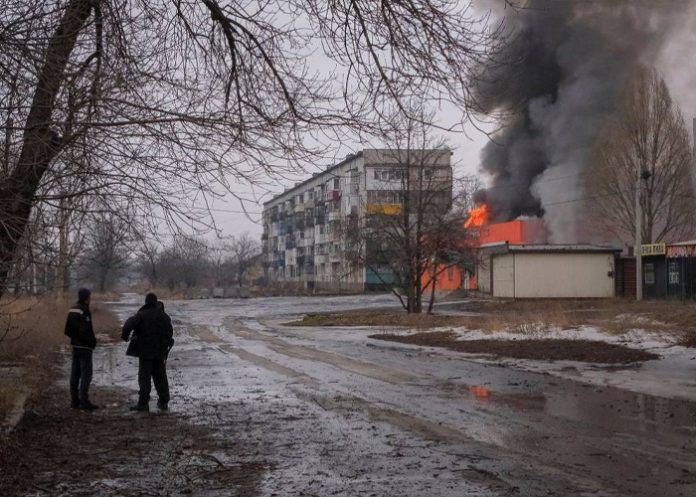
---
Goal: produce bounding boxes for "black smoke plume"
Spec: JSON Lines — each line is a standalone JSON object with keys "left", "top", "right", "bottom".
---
{"left": 474, "top": 0, "right": 690, "bottom": 241}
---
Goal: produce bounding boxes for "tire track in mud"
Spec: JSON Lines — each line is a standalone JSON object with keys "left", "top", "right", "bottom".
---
{"left": 191, "top": 324, "right": 318, "bottom": 385}
{"left": 188, "top": 321, "right": 631, "bottom": 497}
{"left": 223, "top": 318, "right": 419, "bottom": 384}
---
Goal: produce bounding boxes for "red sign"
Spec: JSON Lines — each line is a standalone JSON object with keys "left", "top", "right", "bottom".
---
{"left": 667, "top": 245, "right": 696, "bottom": 258}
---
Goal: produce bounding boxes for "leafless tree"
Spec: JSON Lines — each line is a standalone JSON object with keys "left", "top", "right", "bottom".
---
{"left": 586, "top": 66, "right": 696, "bottom": 244}
{"left": 0, "top": 0, "right": 502, "bottom": 297}
{"left": 226, "top": 232, "right": 260, "bottom": 288}
{"left": 79, "top": 209, "right": 132, "bottom": 292}
{"left": 157, "top": 236, "right": 209, "bottom": 290}
{"left": 344, "top": 116, "right": 475, "bottom": 313}
{"left": 135, "top": 241, "right": 160, "bottom": 289}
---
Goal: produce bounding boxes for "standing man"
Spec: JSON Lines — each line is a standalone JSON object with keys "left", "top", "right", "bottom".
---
{"left": 121, "top": 293, "right": 174, "bottom": 411}
{"left": 64, "top": 288, "right": 98, "bottom": 411}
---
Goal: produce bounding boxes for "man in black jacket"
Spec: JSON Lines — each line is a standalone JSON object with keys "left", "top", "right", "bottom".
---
{"left": 64, "top": 288, "right": 98, "bottom": 411}
{"left": 122, "top": 293, "right": 174, "bottom": 411}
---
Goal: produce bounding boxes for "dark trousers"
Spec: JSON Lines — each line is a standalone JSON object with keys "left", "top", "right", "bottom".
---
{"left": 70, "top": 348, "right": 93, "bottom": 402}
{"left": 138, "top": 357, "right": 169, "bottom": 405}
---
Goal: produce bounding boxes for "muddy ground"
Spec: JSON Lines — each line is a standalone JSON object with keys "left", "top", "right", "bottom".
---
{"left": 369, "top": 331, "right": 660, "bottom": 363}
{"left": 2, "top": 294, "right": 696, "bottom": 496}
{"left": 0, "top": 386, "right": 267, "bottom": 497}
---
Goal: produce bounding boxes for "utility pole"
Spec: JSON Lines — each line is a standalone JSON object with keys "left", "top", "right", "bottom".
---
{"left": 635, "top": 167, "right": 652, "bottom": 301}
{"left": 635, "top": 166, "right": 642, "bottom": 301}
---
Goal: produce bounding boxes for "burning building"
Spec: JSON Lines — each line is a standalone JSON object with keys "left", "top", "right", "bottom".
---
{"left": 463, "top": 204, "right": 620, "bottom": 299}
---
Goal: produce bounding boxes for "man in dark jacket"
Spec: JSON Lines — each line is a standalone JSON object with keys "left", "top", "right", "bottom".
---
{"left": 64, "top": 288, "right": 98, "bottom": 411}
{"left": 122, "top": 293, "right": 174, "bottom": 411}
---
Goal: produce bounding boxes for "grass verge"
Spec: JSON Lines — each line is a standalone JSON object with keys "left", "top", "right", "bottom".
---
{"left": 288, "top": 299, "right": 696, "bottom": 347}
{"left": 291, "top": 300, "right": 693, "bottom": 331}
{"left": 0, "top": 296, "right": 121, "bottom": 425}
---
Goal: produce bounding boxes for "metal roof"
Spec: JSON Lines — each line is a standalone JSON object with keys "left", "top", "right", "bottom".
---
{"left": 506, "top": 244, "right": 621, "bottom": 254}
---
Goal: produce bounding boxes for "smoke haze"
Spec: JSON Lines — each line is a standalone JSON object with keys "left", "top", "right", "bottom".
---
{"left": 474, "top": 0, "right": 696, "bottom": 242}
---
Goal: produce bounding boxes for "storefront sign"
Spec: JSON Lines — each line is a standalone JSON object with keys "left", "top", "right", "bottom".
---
{"left": 666, "top": 244, "right": 696, "bottom": 258}
{"left": 641, "top": 243, "right": 666, "bottom": 256}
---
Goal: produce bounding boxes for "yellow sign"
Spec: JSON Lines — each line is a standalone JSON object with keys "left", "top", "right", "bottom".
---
{"left": 641, "top": 243, "right": 666, "bottom": 256}
{"left": 366, "top": 204, "right": 402, "bottom": 215}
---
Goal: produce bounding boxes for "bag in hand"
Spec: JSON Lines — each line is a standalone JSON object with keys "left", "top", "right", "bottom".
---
{"left": 126, "top": 336, "right": 140, "bottom": 357}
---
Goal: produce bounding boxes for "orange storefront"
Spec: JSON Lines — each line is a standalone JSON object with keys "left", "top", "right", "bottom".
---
{"left": 424, "top": 218, "right": 546, "bottom": 292}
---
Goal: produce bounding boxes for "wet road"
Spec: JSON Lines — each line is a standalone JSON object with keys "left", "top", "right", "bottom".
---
{"left": 104, "top": 295, "right": 696, "bottom": 497}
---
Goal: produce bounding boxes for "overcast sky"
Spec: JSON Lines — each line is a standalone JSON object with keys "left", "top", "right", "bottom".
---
{"left": 205, "top": 2, "right": 696, "bottom": 242}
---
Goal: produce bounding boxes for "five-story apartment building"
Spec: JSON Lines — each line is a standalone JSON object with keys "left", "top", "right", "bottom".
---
{"left": 261, "top": 149, "right": 452, "bottom": 292}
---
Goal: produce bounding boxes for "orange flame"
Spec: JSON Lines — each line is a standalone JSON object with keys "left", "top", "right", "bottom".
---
{"left": 464, "top": 203, "right": 490, "bottom": 229}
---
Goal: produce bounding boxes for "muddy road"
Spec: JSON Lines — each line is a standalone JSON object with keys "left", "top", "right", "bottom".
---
{"left": 5, "top": 295, "right": 696, "bottom": 496}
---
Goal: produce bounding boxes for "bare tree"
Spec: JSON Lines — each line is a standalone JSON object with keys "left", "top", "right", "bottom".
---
{"left": 79, "top": 210, "right": 132, "bottom": 292}
{"left": 135, "top": 241, "right": 160, "bottom": 289}
{"left": 586, "top": 66, "right": 696, "bottom": 244}
{"left": 344, "top": 116, "right": 474, "bottom": 313}
{"left": 226, "top": 232, "right": 260, "bottom": 288}
{"left": 157, "top": 236, "right": 209, "bottom": 291}
{"left": 0, "top": 0, "right": 502, "bottom": 297}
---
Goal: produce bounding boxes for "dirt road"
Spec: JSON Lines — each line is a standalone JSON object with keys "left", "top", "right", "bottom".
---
{"left": 3, "top": 295, "right": 696, "bottom": 496}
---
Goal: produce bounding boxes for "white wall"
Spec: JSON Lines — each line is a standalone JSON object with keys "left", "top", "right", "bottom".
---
{"left": 492, "top": 254, "right": 515, "bottom": 298}
{"left": 492, "top": 252, "right": 615, "bottom": 298}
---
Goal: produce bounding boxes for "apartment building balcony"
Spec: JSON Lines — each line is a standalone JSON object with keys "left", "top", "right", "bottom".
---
{"left": 285, "top": 239, "right": 296, "bottom": 250}
{"left": 325, "top": 190, "right": 341, "bottom": 202}
{"left": 270, "top": 258, "right": 286, "bottom": 269}
{"left": 328, "top": 211, "right": 342, "bottom": 222}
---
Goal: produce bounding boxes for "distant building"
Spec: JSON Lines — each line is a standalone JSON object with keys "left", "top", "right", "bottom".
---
{"left": 261, "top": 149, "right": 452, "bottom": 293}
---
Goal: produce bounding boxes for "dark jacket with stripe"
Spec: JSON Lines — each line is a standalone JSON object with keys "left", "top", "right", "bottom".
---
{"left": 121, "top": 303, "right": 174, "bottom": 360}
{"left": 64, "top": 301, "right": 97, "bottom": 350}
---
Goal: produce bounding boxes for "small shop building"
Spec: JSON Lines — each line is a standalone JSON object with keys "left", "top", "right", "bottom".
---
{"left": 642, "top": 241, "right": 696, "bottom": 299}
{"left": 478, "top": 243, "right": 620, "bottom": 299}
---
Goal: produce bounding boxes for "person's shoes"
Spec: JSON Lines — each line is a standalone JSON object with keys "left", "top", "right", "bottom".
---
{"left": 129, "top": 404, "right": 149, "bottom": 412}
{"left": 157, "top": 401, "right": 168, "bottom": 411}
{"left": 79, "top": 400, "right": 99, "bottom": 411}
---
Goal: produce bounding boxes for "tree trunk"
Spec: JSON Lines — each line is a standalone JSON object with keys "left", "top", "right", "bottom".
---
{"left": 0, "top": 0, "right": 92, "bottom": 298}
{"left": 427, "top": 270, "right": 437, "bottom": 314}
{"left": 56, "top": 201, "right": 71, "bottom": 297}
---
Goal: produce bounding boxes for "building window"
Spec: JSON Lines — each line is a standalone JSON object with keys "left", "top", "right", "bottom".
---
{"left": 447, "top": 266, "right": 454, "bottom": 281}
{"left": 644, "top": 263, "right": 655, "bottom": 285}
{"left": 389, "top": 169, "right": 404, "bottom": 181}
{"left": 669, "top": 261, "right": 680, "bottom": 284}
{"left": 333, "top": 178, "right": 340, "bottom": 189}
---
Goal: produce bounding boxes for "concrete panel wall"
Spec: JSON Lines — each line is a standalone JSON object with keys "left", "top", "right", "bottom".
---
{"left": 492, "top": 254, "right": 515, "bottom": 298}
{"left": 511, "top": 253, "right": 615, "bottom": 298}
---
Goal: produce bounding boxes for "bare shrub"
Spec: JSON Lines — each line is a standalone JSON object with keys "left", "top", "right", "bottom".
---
{"left": 0, "top": 297, "right": 120, "bottom": 366}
